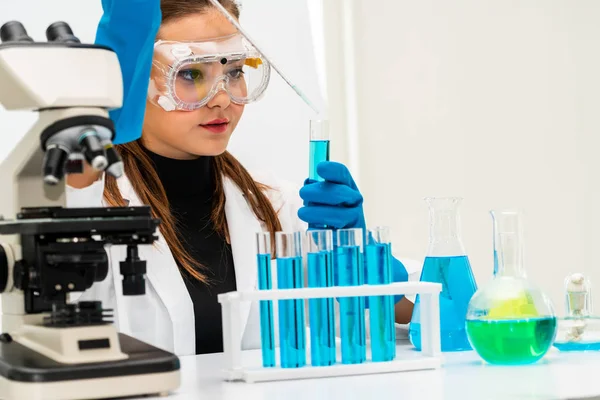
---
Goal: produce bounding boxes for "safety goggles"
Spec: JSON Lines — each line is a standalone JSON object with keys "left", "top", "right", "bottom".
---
{"left": 148, "top": 33, "right": 271, "bottom": 111}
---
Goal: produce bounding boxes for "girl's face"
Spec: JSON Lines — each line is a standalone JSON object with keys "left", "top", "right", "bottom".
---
{"left": 143, "top": 9, "right": 244, "bottom": 159}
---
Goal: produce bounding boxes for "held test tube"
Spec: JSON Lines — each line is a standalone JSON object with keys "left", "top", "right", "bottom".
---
{"left": 336, "top": 228, "right": 366, "bottom": 364}
{"left": 366, "top": 227, "right": 397, "bottom": 362}
{"left": 309, "top": 120, "right": 330, "bottom": 182}
{"left": 306, "top": 230, "right": 336, "bottom": 366}
{"left": 276, "top": 232, "right": 306, "bottom": 368}
{"left": 256, "top": 232, "right": 275, "bottom": 367}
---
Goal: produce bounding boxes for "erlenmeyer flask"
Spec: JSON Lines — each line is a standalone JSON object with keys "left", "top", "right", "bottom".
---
{"left": 409, "top": 197, "right": 477, "bottom": 352}
{"left": 466, "top": 210, "right": 557, "bottom": 365}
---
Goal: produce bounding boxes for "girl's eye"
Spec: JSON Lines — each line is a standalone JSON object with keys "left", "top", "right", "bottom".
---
{"left": 178, "top": 69, "right": 202, "bottom": 81}
{"left": 228, "top": 68, "right": 244, "bottom": 79}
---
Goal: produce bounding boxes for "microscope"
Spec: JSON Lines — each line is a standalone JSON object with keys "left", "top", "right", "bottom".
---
{"left": 0, "top": 21, "right": 180, "bottom": 399}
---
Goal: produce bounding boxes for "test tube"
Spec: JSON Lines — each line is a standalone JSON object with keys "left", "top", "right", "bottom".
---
{"left": 309, "top": 119, "right": 330, "bottom": 181}
{"left": 306, "top": 229, "right": 336, "bottom": 366}
{"left": 336, "top": 228, "right": 366, "bottom": 364}
{"left": 256, "top": 232, "right": 275, "bottom": 367}
{"left": 276, "top": 232, "right": 306, "bottom": 368}
{"left": 365, "top": 227, "right": 397, "bottom": 362}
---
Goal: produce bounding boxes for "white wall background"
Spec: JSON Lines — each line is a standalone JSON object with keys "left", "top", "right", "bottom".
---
{"left": 323, "top": 0, "right": 600, "bottom": 314}
{"left": 0, "top": 0, "right": 322, "bottom": 184}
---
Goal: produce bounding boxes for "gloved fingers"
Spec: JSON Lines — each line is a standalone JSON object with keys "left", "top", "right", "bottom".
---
{"left": 297, "top": 206, "right": 361, "bottom": 229}
{"left": 392, "top": 257, "right": 409, "bottom": 283}
{"left": 299, "top": 182, "right": 363, "bottom": 207}
{"left": 316, "top": 161, "right": 356, "bottom": 188}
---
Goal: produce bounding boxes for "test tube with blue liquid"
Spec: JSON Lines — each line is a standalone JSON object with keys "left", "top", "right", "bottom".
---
{"left": 256, "top": 232, "right": 275, "bottom": 367}
{"left": 309, "top": 119, "right": 330, "bottom": 181}
{"left": 336, "top": 228, "right": 366, "bottom": 364}
{"left": 306, "top": 229, "right": 336, "bottom": 366}
{"left": 365, "top": 227, "right": 396, "bottom": 362}
{"left": 276, "top": 231, "right": 306, "bottom": 368}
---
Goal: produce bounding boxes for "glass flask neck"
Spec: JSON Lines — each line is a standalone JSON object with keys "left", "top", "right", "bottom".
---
{"left": 426, "top": 197, "right": 466, "bottom": 256}
{"left": 491, "top": 210, "right": 526, "bottom": 278}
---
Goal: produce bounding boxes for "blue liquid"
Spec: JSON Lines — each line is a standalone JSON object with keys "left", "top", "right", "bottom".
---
{"left": 493, "top": 249, "right": 498, "bottom": 275}
{"left": 365, "top": 243, "right": 396, "bottom": 362}
{"left": 277, "top": 256, "right": 306, "bottom": 368}
{"left": 336, "top": 245, "right": 366, "bottom": 364}
{"left": 307, "top": 251, "right": 336, "bottom": 366}
{"left": 257, "top": 253, "right": 275, "bottom": 367}
{"left": 309, "top": 140, "right": 330, "bottom": 181}
{"left": 554, "top": 342, "right": 600, "bottom": 351}
{"left": 409, "top": 255, "right": 477, "bottom": 352}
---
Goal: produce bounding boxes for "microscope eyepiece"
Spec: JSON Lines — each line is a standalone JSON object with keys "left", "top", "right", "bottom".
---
{"left": 46, "top": 22, "right": 80, "bottom": 44}
{"left": 0, "top": 21, "right": 34, "bottom": 43}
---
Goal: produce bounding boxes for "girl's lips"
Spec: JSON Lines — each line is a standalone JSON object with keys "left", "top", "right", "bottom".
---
{"left": 204, "top": 118, "right": 229, "bottom": 125}
{"left": 199, "top": 122, "right": 229, "bottom": 134}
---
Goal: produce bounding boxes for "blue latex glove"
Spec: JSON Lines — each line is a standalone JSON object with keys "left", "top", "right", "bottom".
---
{"left": 298, "top": 161, "right": 365, "bottom": 231}
{"left": 298, "top": 161, "right": 409, "bottom": 304}
{"left": 95, "top": 0, "right": 161, "bottom": 145}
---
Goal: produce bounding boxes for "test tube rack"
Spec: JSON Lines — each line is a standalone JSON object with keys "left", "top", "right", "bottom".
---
{"left": 218, "top": 281, "right": 442, "bottom": 383}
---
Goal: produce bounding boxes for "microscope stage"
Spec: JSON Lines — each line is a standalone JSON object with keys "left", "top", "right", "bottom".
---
{"left": 0, "top": 333, "right": 180, "bottom": 400}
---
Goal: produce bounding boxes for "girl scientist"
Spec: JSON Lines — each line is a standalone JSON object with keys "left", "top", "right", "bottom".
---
{"left": 67, "top": 0, "right": 418, "bottom": 355}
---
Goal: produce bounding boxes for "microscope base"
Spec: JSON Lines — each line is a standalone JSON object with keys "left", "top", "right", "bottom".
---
{"left": 0, "top": 332, "right": 180, "bottom": 400}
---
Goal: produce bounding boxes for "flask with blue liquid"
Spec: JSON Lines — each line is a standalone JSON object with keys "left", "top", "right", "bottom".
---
{"left": 409, "top": 197, "right": 477, "bottom": 352}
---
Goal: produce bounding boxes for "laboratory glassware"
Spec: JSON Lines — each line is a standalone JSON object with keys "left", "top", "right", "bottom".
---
{"left": 409, "top": 197, "right": 477, "bottom": 352}
{"left": 466, "top": 210, "right": 557, "bottom": 365}
{"left": 306, "top": 229, "right": 336, "bottom": 366}
{"left": 336, "top": 228, "right": 366, "bottom": 364}
{"left": 309, "top": 119, "right": 330, "bottom": 182}
{"left": 365, "top": 226, "right": 396, "bottom": 362}
{"left": 554, "top": 273, "right": 600, "bottom": 351}
{"left": 276, "top": 231, "right": 306, "bottom": 368}
{"left": 256, "top": 232, "right": 275, "bottom": 367}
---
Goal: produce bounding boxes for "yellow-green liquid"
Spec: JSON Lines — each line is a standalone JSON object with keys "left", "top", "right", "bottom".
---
{"left": 466, "top": 317, "right": 557, "bottom": 365}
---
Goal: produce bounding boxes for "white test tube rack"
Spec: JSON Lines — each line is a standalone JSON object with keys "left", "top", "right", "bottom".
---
{"left": 218, "top": 281, "right": 442, "bottom": 383}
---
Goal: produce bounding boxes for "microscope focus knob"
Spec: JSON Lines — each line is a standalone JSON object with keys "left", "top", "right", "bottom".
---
{"left": 0, "top": 21, "right": 34, "bottom": 43}
{"left": 46, "top": 22, "right": 80, "bottom": 44}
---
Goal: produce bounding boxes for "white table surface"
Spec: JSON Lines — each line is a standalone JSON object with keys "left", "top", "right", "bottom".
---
{"left": 142, "top": 340, "right": 600, "bottom": 400}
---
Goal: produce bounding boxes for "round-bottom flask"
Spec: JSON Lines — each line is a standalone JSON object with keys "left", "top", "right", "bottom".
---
{"left": 466, "top": 210, "right": 557, "bottom": 365}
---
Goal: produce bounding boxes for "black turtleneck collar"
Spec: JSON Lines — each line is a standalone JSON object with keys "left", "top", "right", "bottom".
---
{"left": 142, "top": 146, "right": 216, "bottom": 201}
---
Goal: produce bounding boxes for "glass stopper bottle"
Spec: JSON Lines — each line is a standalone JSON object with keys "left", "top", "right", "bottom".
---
{"left": 466, "top": 210, "right": 557, "bottom": 364}
{"left": 553, "top": 273, "right": 600, "bottom": 351}
{"left": 409, "top": 197, "right": 477, "bottom": 352}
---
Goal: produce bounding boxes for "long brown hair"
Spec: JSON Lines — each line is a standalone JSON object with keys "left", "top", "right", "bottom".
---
{"left": 104, "top": 0, "right": 282, "bottom": 284}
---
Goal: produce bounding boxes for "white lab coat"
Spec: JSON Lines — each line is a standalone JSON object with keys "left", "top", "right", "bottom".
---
{"left": 66, "top": 171, "right": 421, "bottom": 356}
